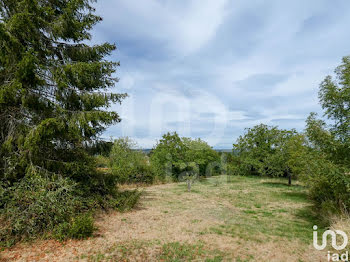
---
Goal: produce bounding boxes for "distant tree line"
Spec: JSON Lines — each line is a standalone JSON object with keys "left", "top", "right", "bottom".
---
{"left": 105, "top": 133, "right": 221, "bottom": 186}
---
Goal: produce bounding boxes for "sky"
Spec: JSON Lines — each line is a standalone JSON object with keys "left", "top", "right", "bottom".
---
{"left": 91, "top": 0, "right": 350, "bottom": 149}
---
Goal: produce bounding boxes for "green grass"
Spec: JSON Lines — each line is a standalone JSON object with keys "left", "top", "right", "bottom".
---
{"left": 185, "top": 175, "right": 326, "bottom": 244}
{"left": 83, "top": 241, "right": 225, "bottom": 262}
{"left": 74, "top": 175, "right": 326, "bottom": 261}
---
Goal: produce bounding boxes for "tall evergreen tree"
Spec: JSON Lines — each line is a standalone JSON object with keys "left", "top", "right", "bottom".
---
{"left": 0, "top": 0, "right": 126, "bottom": 187}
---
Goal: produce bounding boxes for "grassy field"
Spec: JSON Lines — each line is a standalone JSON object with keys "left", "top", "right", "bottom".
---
{"left": 1, "top": 175, "right": 330, "bottom": 261}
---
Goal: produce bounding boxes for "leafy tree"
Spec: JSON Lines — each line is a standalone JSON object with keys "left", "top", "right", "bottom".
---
{"left": 306, "top": 56, "right": 350, "bottom": 166}
{"left": 150, "top": 132, "right": 188, "bottom": 181}
{"left": 150, "top": 132, "right": 220, "bottom": 182}
{"left": 233, "top": 124, "right": 280, "bottom": 175}
{"left": 264, "top": 133, "right": 304, "bottom": 185}
{"left": 303, "top": 56, "right": 350, "bottom": 213}
{"left": 182, "top": 137, "right": 220, "bottom": 177}
{"left": 0, "top": 0, "right": 126, "bottom": 191}
{"left": 232, "top": 124, "right": 300, "bottom": 185}
{"left": 232, "top": 124, "right": 280, "bottom": 176}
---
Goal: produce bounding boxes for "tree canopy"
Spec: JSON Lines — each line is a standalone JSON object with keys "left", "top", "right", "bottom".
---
{"left": 232, "top": 124, "right": 300, "bottom": 184}
{"left": 150, "top": 132, "right": 220, "bottom": 181}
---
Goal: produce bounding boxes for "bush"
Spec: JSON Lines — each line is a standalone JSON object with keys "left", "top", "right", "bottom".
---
{"left": 95, "top": 155, "right": 109, "bottom": 168}
{"left": 0, "top": 169, "right": 141, "bottom": 245}
{"left": 110, "top": 190, "right": 142, "bottom": 212}
{"left": 0, "top": 174, "right": 82, "bottom": 245}
{"left": 53, "top": 213, "right": 95, "bottom": 241}
{"left": 297, "top": 150, "right": 350, "bottom": 216}
{"left": 109, "top": 137, "right": 154, "bottom": 184}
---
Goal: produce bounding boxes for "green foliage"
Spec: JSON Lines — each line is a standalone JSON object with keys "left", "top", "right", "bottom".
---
{"left": 231, "top": 124, "right": 301, "bottom": 184}
{"left": 95, "top": 155, "right": 109, "bottom": 168}
{"left": 53, "top": 213, "right": 95, "bottom": 241}
{"left": 232, "top": 124, "right": 281, "bottom": 176}
{"left": 150, "top": 132, "right": 220, "bottom": 181}
{"left": 0, "top": 167, "right": 141, "bottom": 245}
{"left": 87, "top": 140, "right": 114, "bottom": 157}
{"left": 0, "top": 0, "right": 134, "bottom": 244}
{"left": 0, "top": 173, "right": 82, "bottom": 244}
{"left": 182, "top": 138, "right": 221, "bottom": 177}
{"left": 109, "top": 137, "right": 153, "bottom": 184}
{"left": 0, "top": 0, "right": 126, "bottom": 185}
{"left": 110, "top": 190, "right": 142, "bottom": 212}
{"left": 303, "top": 156, "right": 350, "bottom": 215}
{"left": 302, "top": 56, "right": 350, "bottom": 214}
{"left": 150, "top": 132, "right": 188, "bottom": 181}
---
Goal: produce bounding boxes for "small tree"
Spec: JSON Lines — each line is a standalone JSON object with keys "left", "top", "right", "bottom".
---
{"left": 150, "top": 132, "right": 188, "bottom": 181}
{"left": 179, "top": 162, "right": 199, "bottom": 192}
{"left": 182, "top": 138, "right": 220, "bottom": 176}
{"left": 264, "top": 133, "right": 304, "bottom": 185}
{"left": 150, "top": 133, "right": 219, "bottom": 185}
{"left": 232, "top": 124, "right": 300, "bottom": 185}
{"left": 109, "top": 137, "right": 153, "bottom": 184}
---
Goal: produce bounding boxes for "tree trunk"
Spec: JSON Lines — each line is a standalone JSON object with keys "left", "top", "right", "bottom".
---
{"left": 187, "top": 179, "right": 192, "bottom": 192}
{"left": 288, "top": 171, "right": 292, "bottom": 186}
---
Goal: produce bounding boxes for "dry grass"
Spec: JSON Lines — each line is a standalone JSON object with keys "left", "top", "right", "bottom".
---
{"left": 0, "top": 175, "right": 339, "bottom": 261}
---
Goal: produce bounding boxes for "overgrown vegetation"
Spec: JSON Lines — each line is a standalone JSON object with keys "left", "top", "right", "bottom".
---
{"left": 109, "top": 137, "right": 153, "bottom": 184}
{"left": 0, "top": 173, "right": 82, "bottom": 245}
{"left": 53, "top": 213, "right": 95, "bottom": 241}
{"left": 0, "top": 0, "right": 138, "bottom": 246}
{"left": 301, "top": 56, "right": 350, "bottom": 216}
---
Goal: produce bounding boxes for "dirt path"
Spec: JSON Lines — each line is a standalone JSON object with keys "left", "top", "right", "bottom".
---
{"left": 1, "top": 176, "right": 328, "bottom": 261}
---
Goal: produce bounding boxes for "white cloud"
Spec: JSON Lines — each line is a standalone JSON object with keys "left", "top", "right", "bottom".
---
{"left": 96, "top": 0, "right": 350, "bottom": 148}
{"left": 94, "top": 0, "right": 229, "bottom": 56}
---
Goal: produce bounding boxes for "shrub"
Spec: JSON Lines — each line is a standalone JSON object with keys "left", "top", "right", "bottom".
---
{"left": 296, "top": 149, "right": 350, "bottom": 216}
{"left": 110, "top": 190, "right": 142, "bottom": 212}
{"left": 53, "top": 213, "right": 95, "bottom": 241}
{"left": 95, "top": 155, "right": 110, "bottom": 168}
{"left": 0, "top": 174, "right": 82, "bottom": 244}
{"left": 0, "top": 170, "right": 141, "bottom": 245}
{"left": 109, "top": 137, "right": 154, "bottom": 184}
